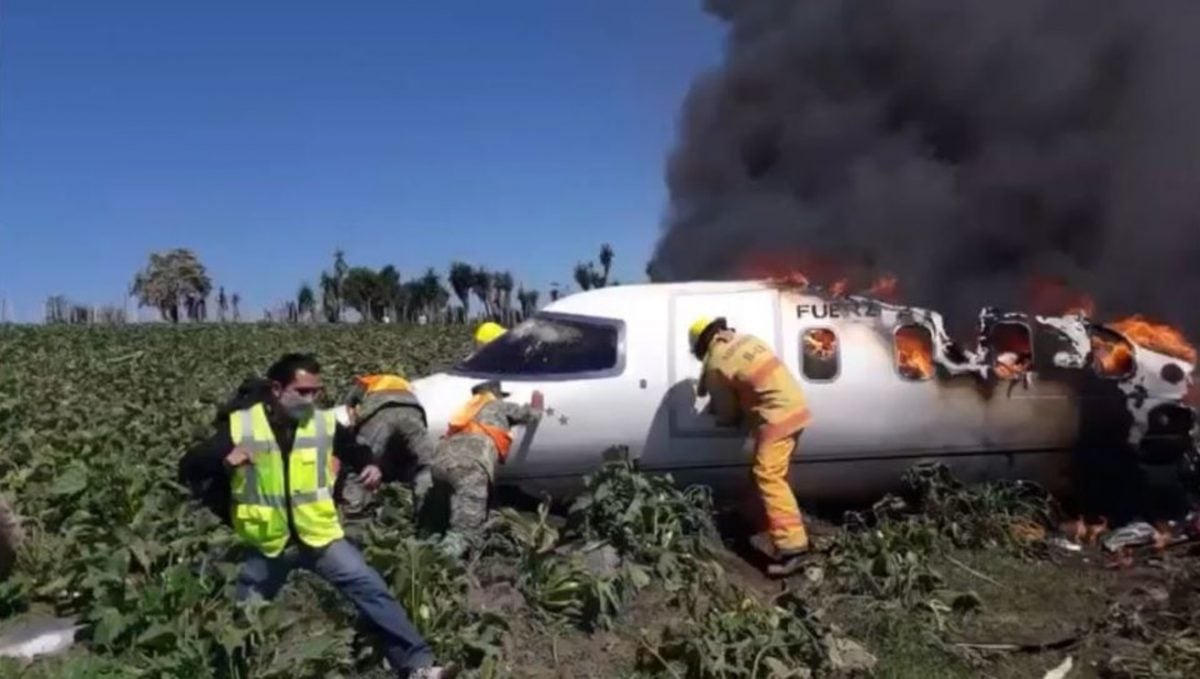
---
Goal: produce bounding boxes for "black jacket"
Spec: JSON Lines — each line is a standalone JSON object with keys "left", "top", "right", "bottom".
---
{"left": 178, "top": 402, "right": 373, "bottom": 540}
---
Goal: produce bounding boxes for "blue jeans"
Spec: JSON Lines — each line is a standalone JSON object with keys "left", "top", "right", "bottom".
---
{"left": 235, "top": 538, "right": 434, "bottom": 671}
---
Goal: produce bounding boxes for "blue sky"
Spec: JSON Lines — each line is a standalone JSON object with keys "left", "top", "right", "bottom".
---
{"left": 0, "top": 1, "right": 722, "bottom": 321}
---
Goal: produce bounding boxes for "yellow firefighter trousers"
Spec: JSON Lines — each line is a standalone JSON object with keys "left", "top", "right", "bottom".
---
{"left": 753, "top": 433, "right": 809, "bottom": 553}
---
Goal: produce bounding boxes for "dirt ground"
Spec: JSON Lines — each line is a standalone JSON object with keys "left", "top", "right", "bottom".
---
{"left": 467, "top": 513, "right": 1200, "bottom": 678}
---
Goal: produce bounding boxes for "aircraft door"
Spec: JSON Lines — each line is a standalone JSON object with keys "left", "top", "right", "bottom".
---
{"left": 654, "top": 288, "right": 782, "bottom": 488}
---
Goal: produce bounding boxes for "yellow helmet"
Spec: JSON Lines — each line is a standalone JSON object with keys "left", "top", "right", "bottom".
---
{"left": 688, "top": 317, "right": 713, "bottom": 350}
{"left": 474, "top": 321, "right": 506, "bottom": 346}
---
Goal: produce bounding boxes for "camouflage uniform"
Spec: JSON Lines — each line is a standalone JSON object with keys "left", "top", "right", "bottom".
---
{"left": 337, "top": 387, "right": 434, "bottom": 517}
{"left": 421, "top": 398, "right": 538, "bottom": 557}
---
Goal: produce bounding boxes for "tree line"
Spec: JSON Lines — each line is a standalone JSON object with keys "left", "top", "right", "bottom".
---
{"left": 43, "top": 244, "right": 618, "bottom": 325}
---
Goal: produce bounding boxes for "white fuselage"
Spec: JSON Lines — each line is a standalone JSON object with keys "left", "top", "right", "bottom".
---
{"left": 410, "top": 280, "right": 1193, "bottom": 505}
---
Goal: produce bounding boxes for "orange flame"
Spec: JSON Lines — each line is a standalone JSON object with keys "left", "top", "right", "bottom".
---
{"left": 736, "top": 252, "right": 900, "bottom": 300}
{"left": 989, "top": 323, "right": 1032, "bottom": 380}
{"left": 1108, "top": 315, "right": 1198, "bottom": 364}
{"left": 803, "top": 328, "right": 838, "bottom": 360}
{"left": 1090, "top": 333, "right": 1135, "bottom": 376}
{"left": 1061, "top": 516, "right": 1109, "bottom": 546}
{"left": 895, "top": 325, "right": 935, "bottom": 380}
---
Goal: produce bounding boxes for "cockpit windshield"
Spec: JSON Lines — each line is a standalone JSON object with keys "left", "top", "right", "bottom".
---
{"left": 452, "top": 312, "right": 622, "bottom": 377}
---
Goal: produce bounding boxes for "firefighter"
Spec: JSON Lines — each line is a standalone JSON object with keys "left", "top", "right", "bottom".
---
{"left": 420, "top": 380, "right": 541, "bottom": 558}
{"left": 333, "top": 374, "right": 435, "bottom": 518}
{"left": 688, "top": 317, "right": 812, "bottom": 572}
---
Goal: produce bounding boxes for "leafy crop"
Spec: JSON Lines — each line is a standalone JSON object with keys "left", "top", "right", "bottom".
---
{"left": 0, "top": 324, "right": 1134, "bottom": 678}
{"left": 566, "top": 448, "right": 720, "bottom": 590}
{"left": 0, "top": 324, "right": 471, "bottom": 676}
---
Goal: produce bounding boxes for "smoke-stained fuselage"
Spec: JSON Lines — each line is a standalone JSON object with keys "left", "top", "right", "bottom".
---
{"left": 410, "top": 281, "right": 1197, "bottom": 505}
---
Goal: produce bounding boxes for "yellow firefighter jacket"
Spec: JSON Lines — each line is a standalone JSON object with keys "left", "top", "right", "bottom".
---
{"left": 700, "top": 331, "right": 811, "bottom": 445}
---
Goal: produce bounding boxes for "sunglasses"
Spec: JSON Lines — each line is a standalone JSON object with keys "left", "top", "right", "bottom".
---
{"left": 291, "top": 386, "right": 324, "bottom": 397}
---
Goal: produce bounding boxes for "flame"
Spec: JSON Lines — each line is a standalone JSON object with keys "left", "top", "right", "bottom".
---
{"left": 1060, "top": 516, "right": 1108, "bottom": 547}
{"left": 1090, "top": 333, "right": 1135, "bottom": 376}
{"left": 989, "top": 323, "right": 1032, "bottom": 380}
{"left": 895, "top": 325, "right": 935, "bottom": 380}
{"left": 803, "top": 328, "right": 838, "bottom": 360}
{"left": 1107, "top": 315, "right": 1198, "bottom": 364}
{"left": 865, "top": 275, "right": 899, "bottom": 301}
{"left": 736, "top": 252, "right": 900, "bottom": 300}
{"left": 1152, "top": 522, "right": 1174, "bottom": 551}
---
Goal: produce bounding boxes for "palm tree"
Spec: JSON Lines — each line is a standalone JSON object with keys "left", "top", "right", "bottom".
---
{"left": 494, "top": 271, "right": 514, "bottom": 324}
{"left": 231, "top": 293, "right": 241, "bottom": 322}
{"left": 333, "top": 249, "right": 348, "bottom": 319}
{"left": 217, "top": 287, "right": 228, "bottom": 322}
{"left": 599, "top": 243, "right": 614, "bottom": 286}
{"left": 297, "top": 283, "right": 316, "bottom": 322}
{"left": 573, "top": 263, "right": 595, "bottom": 292}
{"left": 343, "top": 267, "right": 380, "bottom": 321}
{"left": 471, "top": 267, "right": 494, "bottom": 319}
{"left": 449, "top": 262, "right": 475, "bottom": 323}
{"left": 420, "top": 268, "right": 449, "bottom": 322}
{"left": 377, "top": 265, "right": 402, "bottom": 322}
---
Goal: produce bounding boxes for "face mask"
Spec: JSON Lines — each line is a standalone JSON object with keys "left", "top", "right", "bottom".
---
{"left": 279, "top": 391, "right": 315, "bottom": 422}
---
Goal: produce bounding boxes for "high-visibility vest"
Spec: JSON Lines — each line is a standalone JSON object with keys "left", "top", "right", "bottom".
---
{"left": 445, "top": 393, "right": 514, "bottom": 463}
{"left": 703, "top": 332, "right": 812, "bottom": 445}
{"left": 228, "top": 403, "right": 344, "bottom": 557}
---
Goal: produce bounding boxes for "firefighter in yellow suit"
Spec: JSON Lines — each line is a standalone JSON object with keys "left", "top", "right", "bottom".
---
{"left": 689, "top": 316, "right": 812, "bottom": 567}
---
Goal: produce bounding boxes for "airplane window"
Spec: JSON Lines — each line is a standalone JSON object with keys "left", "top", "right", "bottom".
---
{"left": 989, "top": 322, "right": 1032, "bottom": 380}
{"left": 453, "top": 313, "right": 620, "bottom": 377}
{"left": 1089, "top": 327, "right": 1135, "bottom": 379}
{"left": 801, "top": 328, "right": 838, "bottom": 381}
{"left": 895, "top": 324, "right": 935, "bottom": 381}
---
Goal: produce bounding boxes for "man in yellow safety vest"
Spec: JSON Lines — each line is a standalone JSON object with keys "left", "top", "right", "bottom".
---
{"left": 180, "top": 353, "right": 454, "bottom": 678}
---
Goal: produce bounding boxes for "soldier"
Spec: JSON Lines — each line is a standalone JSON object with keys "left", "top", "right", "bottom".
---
{"left": 421, "top": 380, "right": 542, "bottom": 558}
{"left": 334, "top": 374, "right": 435, "bottom": 518}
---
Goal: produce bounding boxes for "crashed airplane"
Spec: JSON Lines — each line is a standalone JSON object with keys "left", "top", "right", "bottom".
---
{"left": 409, "top": 280, "right": 1199, "bottom": 507}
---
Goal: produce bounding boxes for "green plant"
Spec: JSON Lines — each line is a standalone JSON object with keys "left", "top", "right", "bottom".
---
{"left": 565, "top": 448, "right": 719, "bottom": 588}
{"left": 638, "top": 591, "right": 829, "bottom": 678}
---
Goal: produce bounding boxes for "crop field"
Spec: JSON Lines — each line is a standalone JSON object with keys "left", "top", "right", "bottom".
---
{"left": 1, "top": 324, "right": 1199, "bottom": 678}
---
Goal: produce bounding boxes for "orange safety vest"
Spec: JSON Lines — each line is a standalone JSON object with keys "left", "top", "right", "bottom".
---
{"left": 333, "top": 374, "right": 418, "bottom": 478}
{"left": 445, "top": 393, "right": 514, "bottom": 463}
{"left": 355, "top": 374, "right": 414, "bottom": 394}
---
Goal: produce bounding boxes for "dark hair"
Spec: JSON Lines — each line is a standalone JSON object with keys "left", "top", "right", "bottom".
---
{"left": 212, "top": 375, "right": 274, "bottom": 427}
{"left": 266, "top": 353, "right": 321, "bottom": 387}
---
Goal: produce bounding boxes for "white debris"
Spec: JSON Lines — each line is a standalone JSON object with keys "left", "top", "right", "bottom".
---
{"left": 1042, "top": 655, "right": 1074, "bottom": 679}
{"left": 1101, "top": 522, "right": 1157, "bottom": 552}
{"left": 0, "top": 615, "right": 82, "bottom": 661}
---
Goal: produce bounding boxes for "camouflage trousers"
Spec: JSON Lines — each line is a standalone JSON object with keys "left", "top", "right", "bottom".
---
{"left": 415, "top": 436, "right": 496, "bottom": 557}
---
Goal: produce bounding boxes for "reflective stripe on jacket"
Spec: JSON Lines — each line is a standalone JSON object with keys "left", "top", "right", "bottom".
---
{"left": 445, "top": 393, "right": 514, "bottom": 463}
{"left": 703, "top": 331, "right": 811, "bottom": 444}
{"left": 228, "top": 403, "right": 343, "bottom": 557}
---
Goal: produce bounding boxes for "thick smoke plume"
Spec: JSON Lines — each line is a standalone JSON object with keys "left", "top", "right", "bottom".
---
{"left": 649, "top": 0, "right": 1200, "bottom": 336}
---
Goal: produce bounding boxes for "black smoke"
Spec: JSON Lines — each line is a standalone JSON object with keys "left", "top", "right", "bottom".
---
{"left": 649, "top": 0, "right": 1200, "bottom": 336}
